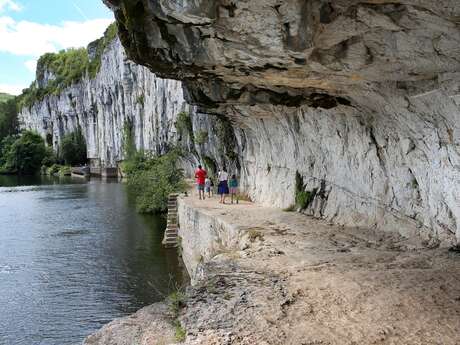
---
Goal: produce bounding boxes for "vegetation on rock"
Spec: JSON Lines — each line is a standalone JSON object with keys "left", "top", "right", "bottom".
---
{"left": 295, "top": 171, "right": 317, "bottom": 210}
{"left": 175, "top": 111, "right": 194, "bottom": 142}
{"left": 195, "top": 130, "right": 208, "bottom": 145}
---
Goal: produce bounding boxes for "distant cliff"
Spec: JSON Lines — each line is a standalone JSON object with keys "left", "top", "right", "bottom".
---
{"left": 19, "top": 37, "right": 186, "bottom": 168}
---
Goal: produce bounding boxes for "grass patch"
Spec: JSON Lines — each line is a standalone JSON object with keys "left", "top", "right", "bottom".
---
{"left": 174, "top": 321, "right": 186, "bottom": 342}
{"left": 168, "top": 290, "right": 186, "bottom": 317}
{"left": 248, "top": 229, "right": 264, "bottom": 242}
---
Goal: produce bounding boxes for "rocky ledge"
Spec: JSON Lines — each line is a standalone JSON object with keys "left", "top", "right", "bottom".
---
{"left": 85, "top": 195, "right": 460, "bottom": 344}
{"left": 103, "top": 0, "right": 460, "bottom": 245}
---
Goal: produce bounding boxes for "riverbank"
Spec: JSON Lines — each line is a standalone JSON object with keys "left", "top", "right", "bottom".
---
{"left": 84, "top": 193, "right": 460, "bottom": 345}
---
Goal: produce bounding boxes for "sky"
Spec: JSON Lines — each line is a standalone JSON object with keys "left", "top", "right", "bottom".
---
{"left": 0, "top": 0, "right": 114, "bottom": 95}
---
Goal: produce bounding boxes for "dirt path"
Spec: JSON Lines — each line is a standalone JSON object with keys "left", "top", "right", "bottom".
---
{"left": 179, "top": 193, "right": 460, "bottom": 345}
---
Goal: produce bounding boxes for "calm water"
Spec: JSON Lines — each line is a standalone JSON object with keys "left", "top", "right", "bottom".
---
{"left": 0, "top": 175, "right": 185, "bottom": 345}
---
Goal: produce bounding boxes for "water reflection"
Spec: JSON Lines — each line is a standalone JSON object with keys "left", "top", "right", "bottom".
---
{"left": 0, "top": 176, "right": 185, "bottom": 345}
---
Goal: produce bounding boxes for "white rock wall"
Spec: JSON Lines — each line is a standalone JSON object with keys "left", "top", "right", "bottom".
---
{"left": 19, "top": 38, "right": 188, "bottom": 167}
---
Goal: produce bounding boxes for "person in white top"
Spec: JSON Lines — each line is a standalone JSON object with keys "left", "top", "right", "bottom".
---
{"left": 217, "top": 168, "right": 229, "bottom": 204}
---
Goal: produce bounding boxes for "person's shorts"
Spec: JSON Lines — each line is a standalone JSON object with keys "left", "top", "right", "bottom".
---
{"left": 205, "top": 186, "right": 211, "bottom": 193}
{"left": 197, "top": 184, "right": 205, "bottom": 191}
{"left": 229, "top": 187, "right": 238, "bottom": 194}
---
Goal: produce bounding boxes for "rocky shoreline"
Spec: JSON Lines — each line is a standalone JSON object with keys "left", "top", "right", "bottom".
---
{"left": 84, "top": 195, "right": 460, "bottom": 345}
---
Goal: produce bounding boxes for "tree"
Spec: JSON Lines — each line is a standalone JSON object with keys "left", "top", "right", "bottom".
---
{"left": 59, "top": 127, "right": 87, "bottom": 165}
{"left": 2, "top": 131, "right": 47, "bottom": 174}
{"left": 0, "top": 98, "right": 19, "bottom": 139}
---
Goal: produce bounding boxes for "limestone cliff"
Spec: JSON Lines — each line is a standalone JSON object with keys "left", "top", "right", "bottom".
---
{"left": 104, "top": 0, "right": 460, "bottom": 246}
{"left": 19, "top": 38, "right": 188, "bottom": 168}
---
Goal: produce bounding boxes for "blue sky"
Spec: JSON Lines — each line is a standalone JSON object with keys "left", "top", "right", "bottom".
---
{"left": 0, "top": 0, "right": 114, "bottom": 95}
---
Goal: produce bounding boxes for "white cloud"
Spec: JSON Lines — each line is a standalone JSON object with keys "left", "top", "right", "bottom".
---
{"left": 0, "top": 16, "right": 113, "bottom": 57}
{"left": 24, "top": 58, "right": 36, "bottom": 73}
{"left": 0, "top": 83, "right": 26, "bottom": 95}
{"left": 0, "top": 0, "right": 22, "bottom": 13}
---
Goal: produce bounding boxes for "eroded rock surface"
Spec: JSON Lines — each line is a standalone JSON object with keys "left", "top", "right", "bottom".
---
{"left": 104, "top": 0, "right": 460, "bottom": 244}
{"left": 176, "top": 195, "right": 460, "bottom": 345}
{"left": 83, "top": 303, "right": 177, "bottom": 345}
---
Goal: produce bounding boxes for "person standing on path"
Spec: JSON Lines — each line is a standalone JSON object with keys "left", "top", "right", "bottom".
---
{"left": 217, "top": 167, "right": 229, "bottom": 204}
{"left": 205, "top": 177, "right": 212, "bottom": 198}
{"left": 229, "top": 174, "right": 239, "bottom": 204}
{"left": 195, "top": 165, "right": 207, "bottom": 200}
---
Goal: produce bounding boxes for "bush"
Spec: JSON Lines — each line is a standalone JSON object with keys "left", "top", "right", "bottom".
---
{"left": 41, "top": 146, "right": 57, "bottom": 167}
{"left": 46, "top": 163, "right": 61, "bottom": 176}
{"left": 295, "top": 171, "right": 317, "bottom": 210}
{"left": 195, "top": 130, "right": 208, "bottom": 145}
{"left": 59, "top": 165, "right": 71, "bottom": 176}
{"left": 2, "top": 131, "right": 47, "bottom": 174}
{"left": 175, "top": 111, "right": 193, "bottom": 140}
{"left": 126, "top": 150, "right": 187, "bottom": 213}
{"left": 59, "top": 127, "right": 87, "bottom": 166}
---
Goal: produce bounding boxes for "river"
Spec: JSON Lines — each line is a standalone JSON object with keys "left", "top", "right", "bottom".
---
{"left": 0, "top": 175, "right": 185, "bottom": 345}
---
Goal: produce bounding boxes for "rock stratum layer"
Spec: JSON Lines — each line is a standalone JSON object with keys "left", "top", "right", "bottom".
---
{"left": 104, "top": 0, "right": 460, "bottom": 245}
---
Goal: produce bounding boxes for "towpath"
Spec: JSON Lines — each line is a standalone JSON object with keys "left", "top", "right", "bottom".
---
{"left": 179, "top": 192, "right": 460, "bottom": 345}
{"left": 85, "top": 192, "right": 460, "bottom": 345}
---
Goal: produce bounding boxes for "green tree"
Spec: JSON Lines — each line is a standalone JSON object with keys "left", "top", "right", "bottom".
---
{"left": 2, "top": 131, "right": 47, "bottom": 174}
{"left": 0, "top": 97, "right": 19, "bottom": 139}
{"left": 59, "top": 127, "right": 87, "bottom": 165}
{"left": 126, "top": 150, "right": 187, "bottom": 213}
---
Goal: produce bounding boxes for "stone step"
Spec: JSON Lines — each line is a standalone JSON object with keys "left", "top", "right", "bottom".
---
{"left": 162, "top": 239, "right": 178, "bottom": 245}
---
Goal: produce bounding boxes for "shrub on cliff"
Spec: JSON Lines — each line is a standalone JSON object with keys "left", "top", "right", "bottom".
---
{"left": 1, "top": 131, "right": 47, "bottom": 174}
{"left": 59, "top": 127, "right": 87, "bottom": 166}
{"left": 126, "top": 150, "right": 187, "bottom": 214}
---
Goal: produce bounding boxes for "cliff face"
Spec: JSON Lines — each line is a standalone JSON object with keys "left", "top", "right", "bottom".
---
{"left": 101, "top": 0, "right": 460, "bottom": 245}
{"left": 19, "top": 38, "right": 189, "bottom": 168}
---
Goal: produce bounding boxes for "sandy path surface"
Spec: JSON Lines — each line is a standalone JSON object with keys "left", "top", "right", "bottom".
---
{"left": 180, "top": 193, "right": 460, "bottom": 345}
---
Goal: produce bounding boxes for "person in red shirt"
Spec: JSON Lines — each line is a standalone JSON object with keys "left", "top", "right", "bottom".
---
{"left": 194, "top": 165, "right": 207, "bottom": 200}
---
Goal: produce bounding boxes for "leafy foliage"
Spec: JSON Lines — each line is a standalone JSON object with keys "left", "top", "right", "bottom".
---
{"left": 0, "top": 97, "right": 19, "bottom": 139}
{"left": 59, "top": 127, "right": 87, "bottom": 166}
{"left": 122, "top": 119, "right": 136, "bottom": 162}
{"left": 125, "top": 150, "right": 187, "bottom": 213}
{"left": 215, "top": 115, "right": 238, "bottom": 162}
{"left": 195, "top": 130, "right": 208, "bottom": 145}
{"left": 88, "top": 23, "right": 118, "bottom": 78}
{"left": 0, "top": 131, "right": 48, "bottom": 174}
{"left": 0, "top": 93, "right": 14, "bottom": 103}
{"left": 295, "top": 171, "right": 317, "bottom": 210}
{"left": 175, "top": 111, "right": 193, "bottom": 140}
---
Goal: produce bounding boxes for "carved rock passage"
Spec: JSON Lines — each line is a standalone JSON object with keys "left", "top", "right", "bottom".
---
{"left": 104, "top": 0, "right": 460, "bottom": 245}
